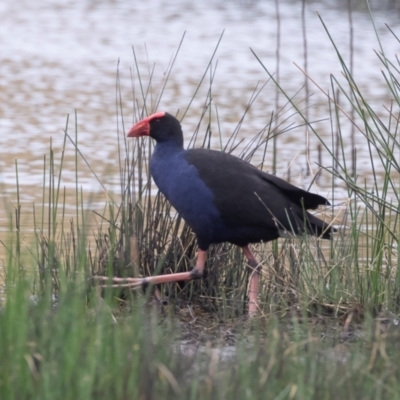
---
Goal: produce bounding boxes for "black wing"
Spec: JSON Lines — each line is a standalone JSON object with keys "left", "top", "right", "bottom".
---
{"left": 185, "top": 148, "right": 332, "bottom": 239}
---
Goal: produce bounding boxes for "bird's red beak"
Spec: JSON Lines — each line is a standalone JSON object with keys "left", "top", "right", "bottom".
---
{"left": 127, "top": 112, "right": 166, "bottom": 138}
{"left": 127, "top": 120, "right": 150, "bottom": 137}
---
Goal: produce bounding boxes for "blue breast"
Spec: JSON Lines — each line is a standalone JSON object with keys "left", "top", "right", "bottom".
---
{"left": 150, "top": 143, "right": 222, "bottom": 247}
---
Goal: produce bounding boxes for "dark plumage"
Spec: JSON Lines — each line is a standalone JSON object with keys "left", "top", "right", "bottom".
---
{"left": 122, "top": 111, "right": 334, "bottom": 314}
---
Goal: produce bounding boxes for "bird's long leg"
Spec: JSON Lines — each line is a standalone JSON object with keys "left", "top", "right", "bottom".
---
{"left": 242, "top": 246, "right": 261, "bottom": 316}
{"left": 93, "top": 250, "right": 207, "bottom": 290}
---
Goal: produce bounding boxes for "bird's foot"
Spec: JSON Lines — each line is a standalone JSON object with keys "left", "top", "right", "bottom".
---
{"left": 92, "top": 269, "right": 200, "bottom": 291}
{"left": 91, "top": 276, "right": 170, "bottom": 307}
{"left": 92, "top": 275, "right": 146, "bottom": 290}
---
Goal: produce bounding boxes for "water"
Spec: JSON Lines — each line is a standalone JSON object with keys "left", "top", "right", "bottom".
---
{"left": 0, "top": 0, "right": 399, "bottom": 232}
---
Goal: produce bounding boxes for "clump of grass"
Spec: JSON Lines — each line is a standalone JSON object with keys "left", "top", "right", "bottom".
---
{"left": 251, "top": 12, "right": 400, "bottom": 315}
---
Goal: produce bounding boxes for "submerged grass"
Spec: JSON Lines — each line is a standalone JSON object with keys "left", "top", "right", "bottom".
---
{"left": 1, "top": 11, "right": 400, "bottom": 400}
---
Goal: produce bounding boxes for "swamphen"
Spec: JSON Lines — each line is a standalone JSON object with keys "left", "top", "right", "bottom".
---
{"left": 106, "top": 112, "right": 334, "bottom": 315}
